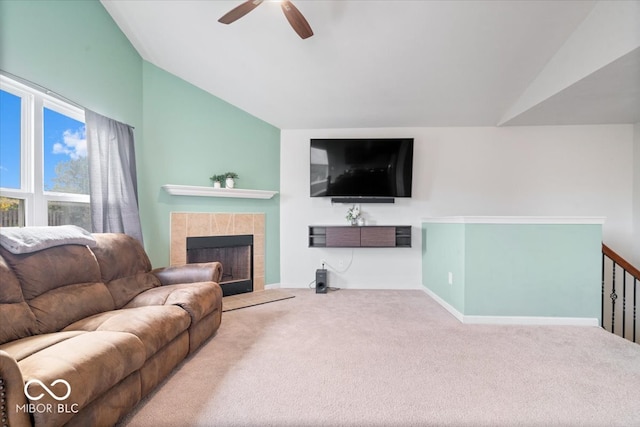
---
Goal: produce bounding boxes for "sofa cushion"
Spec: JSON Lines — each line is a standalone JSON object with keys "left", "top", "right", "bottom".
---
{"left": 0, "top": 331, "right": 86, "bottom": 362}
{"left": 64, "top": 371, "right": 142, "bottom": 427}
{"left": 125, "top": 282, "right": 222, "bottom": 325}
{"left": 91, "top": 233, "right": 161, "bottom": 307}
{"left": 0, "top": 255, "right": 37, "bottom": 345}
{"left": 0, "top": 302, "right": 38, "bottom": 345}
{"left": 28, "top": 282, "right": 116, "bottom": 334}
{"left": 0, "top": 245, "right": 101, "bottom": 300}
{"left": 17, "top": 331, "right": 146, "bottom": 427}
{"left": 0, "top": 245, "right": 115, "bottom": 334}
{"left": 91, "top": 233, "right": 153, "bottom": 281}
{"left": 105, "top": 273, "right": 161, "bottom": 309}
{"left": 64, "top": 305, "right": 191, "bottom": 359}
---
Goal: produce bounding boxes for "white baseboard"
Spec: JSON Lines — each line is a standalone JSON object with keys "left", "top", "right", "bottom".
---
{"left": 463, "top": 315, "right": 599, "bottom": 326}
{"left": 275, "top": 282, "right": 423, "bottom": 290}
{"left": 421, "top": 287, "right": 465, "bottom": 322}
{"left": 421, "top": 287, "right": 599, "bottom": 327}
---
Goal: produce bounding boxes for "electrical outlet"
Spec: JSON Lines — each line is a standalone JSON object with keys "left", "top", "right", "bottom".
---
{"left": 448, "top": 272, "right": 453, "bottom": 285}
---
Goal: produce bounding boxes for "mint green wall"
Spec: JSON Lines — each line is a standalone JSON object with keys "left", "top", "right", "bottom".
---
{"left": 422, "top": 223, "right": 466, "bottom": 313}
{"left": 464, "top": 224, "right": 601, "bottom": 318}
{"left": 0, "top": 1, "right": 282, "bottom": 283}
{"left": 422, "top": 221, "right": 602, "bottom": 320}
{"left": 140, "top": 62, "right": 281, "bottom": 281}
{"left": 0, "top": 0, "right": 142, "bottom": 129}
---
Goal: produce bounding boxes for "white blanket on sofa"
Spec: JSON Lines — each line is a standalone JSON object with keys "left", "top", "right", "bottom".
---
{"left": 0, "top": 225, "right": 96, "bottom": 254}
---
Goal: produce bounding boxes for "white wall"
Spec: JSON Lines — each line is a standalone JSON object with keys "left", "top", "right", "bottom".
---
{"left": 633, "top": 123, "right": 640, "bottom": 266}
{"left": 280, "top": 125, "right": 634, "bottom": 289}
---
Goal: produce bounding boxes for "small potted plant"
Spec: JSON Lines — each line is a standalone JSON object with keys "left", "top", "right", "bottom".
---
{"left": 209, "top": 174, "right": 226, "bottom": 189}
{"left": 224, "top": 172, "right": 239, "bottom": 189}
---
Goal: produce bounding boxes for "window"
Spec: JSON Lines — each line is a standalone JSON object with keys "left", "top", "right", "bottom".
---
{"left": 0, "top": 75, "right": 90, "bottom": 229}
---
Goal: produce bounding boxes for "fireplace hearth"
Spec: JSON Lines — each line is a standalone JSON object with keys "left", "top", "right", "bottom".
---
{"left": 187, "top": 235, "right": 253, "bottom": 296}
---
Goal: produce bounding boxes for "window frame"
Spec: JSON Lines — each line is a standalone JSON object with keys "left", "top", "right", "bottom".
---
{"left": 0, "top": 74, "right": 89, "bottom": 227}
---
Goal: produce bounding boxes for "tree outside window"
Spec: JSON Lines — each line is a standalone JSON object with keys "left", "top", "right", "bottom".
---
{"left": 0, "top": 75, "right": 90, "bottom": 229}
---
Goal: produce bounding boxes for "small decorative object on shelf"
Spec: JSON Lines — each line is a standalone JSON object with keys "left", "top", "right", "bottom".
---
{"left": 209, "top": 172, "right": 239, "bottom": 189}
{"left": 209, "top": 174, "right": 226, "bottom": 189}
{"left": 346, "top": 204, "right": 361, "bottom": 226}
{"left": 224, "top": 172, "right": 239, "bottom": 189}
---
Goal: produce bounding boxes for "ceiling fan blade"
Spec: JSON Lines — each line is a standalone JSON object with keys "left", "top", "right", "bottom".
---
{"left": 218, "top": 0, "right": 264, "bottom": 25}
{"left": 281, "top": 0, "right": 314, "bottom": 39}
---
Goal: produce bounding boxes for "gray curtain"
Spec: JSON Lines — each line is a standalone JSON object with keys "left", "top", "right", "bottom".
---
{"left": 85, "top": 109, "right": 143, "bottom": 243}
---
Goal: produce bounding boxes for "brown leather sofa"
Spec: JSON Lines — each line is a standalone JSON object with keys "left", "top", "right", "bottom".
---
{"left": 0, "top": 233, "right": 223, "bottom": 427}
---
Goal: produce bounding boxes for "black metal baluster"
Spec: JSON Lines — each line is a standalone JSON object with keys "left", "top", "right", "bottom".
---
{"left": 634, "top": 277, "right": 637, "bottom": 343}
{"left": 622, "top": 271, "right": 627, "bottom": 340}
{"left": 611, "top": 261, "right": 617, "bottom": 334}
{"left": 601, "top": 246, "right": 639, "bottom": 344}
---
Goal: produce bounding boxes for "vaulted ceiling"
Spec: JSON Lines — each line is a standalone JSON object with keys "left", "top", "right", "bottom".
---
{"left": 102, "top": 0, "right": 640, "bottom": 129}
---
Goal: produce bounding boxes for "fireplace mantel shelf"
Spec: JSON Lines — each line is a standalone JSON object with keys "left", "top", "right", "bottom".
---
{"left": 162, "top": 184, "right": 277, "bottom": 199}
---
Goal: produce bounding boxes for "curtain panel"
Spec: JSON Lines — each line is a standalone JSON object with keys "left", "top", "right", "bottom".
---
{"left": 85, "top": 109, "right": 143, "bottom": 243}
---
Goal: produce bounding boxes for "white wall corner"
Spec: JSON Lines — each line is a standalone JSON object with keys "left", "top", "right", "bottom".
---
{"left": 633, "top": 122, "right": 640, "bottom": 266}
{"left": 421, "top": 287, "right": 464, "bottom": 323}
{"left": 498, "top": 1, "right": 640, "bottom": 125}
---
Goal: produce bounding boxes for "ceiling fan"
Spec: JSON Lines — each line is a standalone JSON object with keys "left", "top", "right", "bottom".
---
{"left": 218, "top": 0, "right": 314, "bottom": 39}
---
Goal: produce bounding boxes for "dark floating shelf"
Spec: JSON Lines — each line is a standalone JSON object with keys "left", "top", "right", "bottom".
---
{"left": 308, "top": 225, "right": 411, "bottom": 248}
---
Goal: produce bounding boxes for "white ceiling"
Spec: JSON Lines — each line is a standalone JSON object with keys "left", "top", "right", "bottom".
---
{"left": 101, "top": 0, "right": 640, "bottom": 129}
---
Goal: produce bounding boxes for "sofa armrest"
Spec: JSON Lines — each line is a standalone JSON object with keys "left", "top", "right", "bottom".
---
{"left": 151, "top": 262, "right": 223, "bottom": 286}
{"left": 0, "top": 349, "right": 31, "bottom": 427}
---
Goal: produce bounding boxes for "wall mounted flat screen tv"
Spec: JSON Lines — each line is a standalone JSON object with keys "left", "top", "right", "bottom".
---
{"left": 310, "top": 138, "right": 414, "bottom": 198}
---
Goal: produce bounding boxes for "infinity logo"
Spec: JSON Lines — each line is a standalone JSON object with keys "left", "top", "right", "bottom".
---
{"left": 24, "top": 379, "right": 71, "bottom": 401}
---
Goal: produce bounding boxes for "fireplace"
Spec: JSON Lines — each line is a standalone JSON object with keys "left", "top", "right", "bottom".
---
{"left": 170, "top": 212, "right": 265, "bottom": 292}
{"left": 187, "top": 235, "right": 253, "bottom": 296}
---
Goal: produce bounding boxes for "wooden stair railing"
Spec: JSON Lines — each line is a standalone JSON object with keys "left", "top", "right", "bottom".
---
{"left": 602, "top": 244, "right": 640, "bottom": 344}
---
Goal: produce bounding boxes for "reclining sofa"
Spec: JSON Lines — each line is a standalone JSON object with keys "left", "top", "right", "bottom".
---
{"left": 0, "top": 227, "right": 223, "bottom": 427}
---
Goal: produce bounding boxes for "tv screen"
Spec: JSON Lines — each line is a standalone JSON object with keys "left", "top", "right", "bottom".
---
{"left": 310, "top": 138, "right": 413, "bottom": 198}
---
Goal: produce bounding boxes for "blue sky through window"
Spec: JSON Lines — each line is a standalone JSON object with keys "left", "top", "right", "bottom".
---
{"left": 43, "top": 107, "right": 87, "bottom": 192}
{"left": 0, "top": 89, "right": 86, "bottom": 192}
{"left": 0, "top": 89, "right": 21, "bottom": 189}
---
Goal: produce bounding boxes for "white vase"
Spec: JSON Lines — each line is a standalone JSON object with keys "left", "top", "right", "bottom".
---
{"left": 225, "top": 177, "right": 235, "bottom": 189}
{"left": 213, "top": 181, "right": 221, "bottom": 189}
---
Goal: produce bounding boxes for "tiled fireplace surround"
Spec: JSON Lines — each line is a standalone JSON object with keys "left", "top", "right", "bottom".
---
{"left": 170, "top": 212, "right": 265, "bottom": 292}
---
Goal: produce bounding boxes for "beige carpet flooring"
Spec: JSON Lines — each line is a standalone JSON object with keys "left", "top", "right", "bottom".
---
{"left": 118, "top": 289, "right": 640, "bottom": 427}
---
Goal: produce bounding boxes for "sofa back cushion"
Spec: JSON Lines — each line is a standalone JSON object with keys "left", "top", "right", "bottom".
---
{"left": 28, "top": 282, "right": 116, "bottom": 333}
{"left": 1, "top": 245, "right": 100, "bottom": 300}
{"left": 0, "top": 245, "right": 115, "bottom": 334}
{"left": 91, "top": 233, "right": 161, "bottom": 308}
{"left": 0, "top": 255, "right": 38, "bottom": 345}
